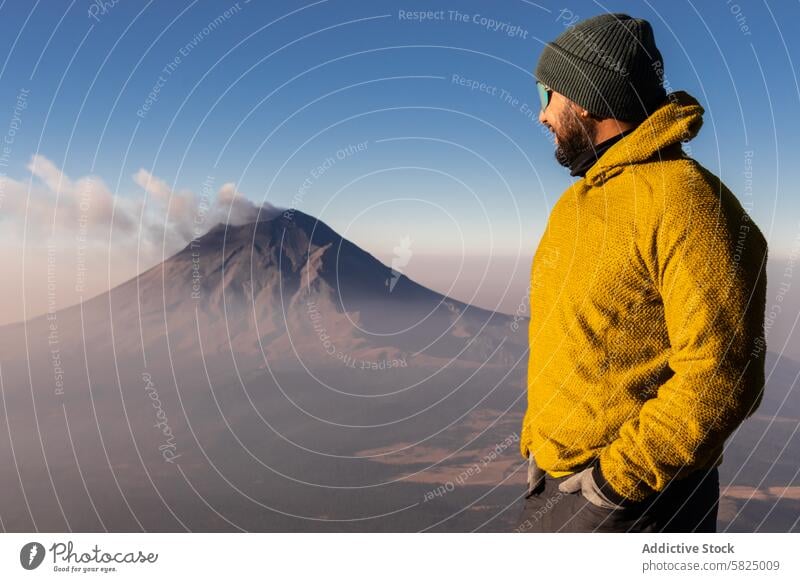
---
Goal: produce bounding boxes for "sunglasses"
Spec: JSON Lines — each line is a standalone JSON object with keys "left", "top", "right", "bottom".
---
{"left": 536, "top": 81, "right": 553, "bottom": 112}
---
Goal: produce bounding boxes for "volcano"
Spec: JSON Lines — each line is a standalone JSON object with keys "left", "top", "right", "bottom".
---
{"left": 171, "top": 209, "right": 524, "bottom": 366}
{"left": 14, "top": 208, "right": 526, "bottom": 369}
{"left": 0, "top": 208, "right": 531, "bottom": 532}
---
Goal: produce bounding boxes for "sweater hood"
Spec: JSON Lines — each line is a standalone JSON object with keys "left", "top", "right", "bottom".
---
{"left": 584, "top": 90, "right": 705, "bottom": 186}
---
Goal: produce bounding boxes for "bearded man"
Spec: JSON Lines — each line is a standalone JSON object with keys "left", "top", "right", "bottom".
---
{"left": 516, "top": 13, "right": 768, "bottom": 533}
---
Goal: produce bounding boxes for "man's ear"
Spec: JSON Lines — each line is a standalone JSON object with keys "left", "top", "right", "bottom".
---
{"left": 567, "top": 100, "right": 594, "bottom": 120}
{"left": 568, "top": 101, "right": 602, "bottom": 121}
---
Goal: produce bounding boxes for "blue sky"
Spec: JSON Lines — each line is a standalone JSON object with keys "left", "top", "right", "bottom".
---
{"left": 0, "top": 1, "right": 796, "bottom": 249}
{"left": 0, "top": 0, "right": 798, "bottom": 324}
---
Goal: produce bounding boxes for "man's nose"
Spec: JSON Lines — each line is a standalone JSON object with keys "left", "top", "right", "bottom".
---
{"left": 538, "top": 109, "right": 547, "bottom": 125}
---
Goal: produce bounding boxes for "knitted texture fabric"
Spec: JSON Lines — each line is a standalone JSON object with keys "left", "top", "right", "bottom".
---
{"left": 519, "top": 90, "right": 768, "bottom": 503}
{"left": 536, "top": 13, "right": 667, "bottom": 122}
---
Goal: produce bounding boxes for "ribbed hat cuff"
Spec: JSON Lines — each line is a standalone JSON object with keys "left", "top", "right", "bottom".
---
{"left": 536, "top": 41, "right": 663, "bottom": 123}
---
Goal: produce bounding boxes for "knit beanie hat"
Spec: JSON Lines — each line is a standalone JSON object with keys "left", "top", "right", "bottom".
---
{"left": 536, "top": 13, "right": 667, "bottom": 123}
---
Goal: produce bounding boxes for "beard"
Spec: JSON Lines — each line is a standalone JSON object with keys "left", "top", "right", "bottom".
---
{"left": 553, "top": 106, "right": 599, "bottom": 169}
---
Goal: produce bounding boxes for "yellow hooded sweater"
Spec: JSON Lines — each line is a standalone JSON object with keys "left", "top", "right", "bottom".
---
{"left": 519, "top": 90, "right": 768, "bottom": 504}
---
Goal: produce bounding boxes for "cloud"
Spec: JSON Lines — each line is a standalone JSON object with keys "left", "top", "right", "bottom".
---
{"left": 27, "top": 154, "right": 72, "bottom": 193}
{"left": 211, "top": 182, "right": 281, "bottom": 226}
{"left": 0, "top": 154, "right": 283, "bottom": 250}
{"left": 0, "top": 154, "right": 286, "bottom": 325}
{"left": 6, "top": 155, "right": 136, "bottom": 238}
{"left": 132, "top": 168, "right": 171, "bottom": 201}
{"left": 127, "top": 170, "right": 283, "bottom": 247}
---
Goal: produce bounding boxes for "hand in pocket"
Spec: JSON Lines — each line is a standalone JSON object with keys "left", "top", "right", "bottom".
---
{"left": 557, "top": 466, "right": 627, "bottom": 510}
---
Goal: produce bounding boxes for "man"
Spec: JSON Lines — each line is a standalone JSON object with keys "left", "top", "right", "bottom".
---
{"left": 516, "top": 13, "right": 768, "bottom": 533}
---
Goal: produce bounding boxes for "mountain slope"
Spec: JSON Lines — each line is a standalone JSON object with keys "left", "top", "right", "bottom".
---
{"left": 0, "top": 209, "right": 527, "bottom": 372}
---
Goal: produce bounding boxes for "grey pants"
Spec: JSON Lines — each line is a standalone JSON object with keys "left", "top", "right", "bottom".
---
{"left": 515, "top": 456, "right": 719, "bottom": 533}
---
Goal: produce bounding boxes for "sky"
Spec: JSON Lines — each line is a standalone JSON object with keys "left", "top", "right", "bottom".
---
{"left": 0, "top": 0, "right": 798, "bottom": 332}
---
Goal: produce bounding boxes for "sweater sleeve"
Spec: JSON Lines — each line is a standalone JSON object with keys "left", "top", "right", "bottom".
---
{"left": 596, "top": 176, "right": 768, "bottom": 503}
